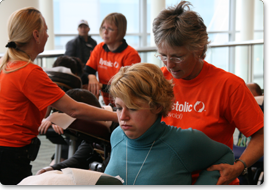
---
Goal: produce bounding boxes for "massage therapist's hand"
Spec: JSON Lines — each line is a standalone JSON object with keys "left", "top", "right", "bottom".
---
{"left": 207, "top": 163, "right": 242, "bottom": 185}
{"left": 88, "top": 75, "right": 101, "bottom": 98}
{"left": 36, "top": 166, "right": 54, "bottom": 175}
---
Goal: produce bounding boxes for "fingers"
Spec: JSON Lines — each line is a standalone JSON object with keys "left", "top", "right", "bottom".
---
{"left": 207, "top": 163, "right": 235, "bottom": 185}
{"left": 36, "top": 169, "right": 45, "bottom": 175}
{"left": 38, "top": 120, "right": 52, "bottom": 134}
{"left": 39, "top": 122, "right": 64, "bottom": 135}
{"left": 36, "top": 166, "right": 53, "bottom": 175}
{"left": 89, "top": 83, "right": 100, "bottom": 96}
{"left": 88, "top": 75, "right": 101, "bottom": 96}
{"left": 52, "top": 124, "right": 64, "bottom": 135}
{"left": 207, "top": 165, "right": 221, "bottom": 171}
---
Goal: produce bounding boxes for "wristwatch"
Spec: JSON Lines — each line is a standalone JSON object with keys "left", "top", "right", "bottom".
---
{"left": 235, "top": 159, "right": 248, "bottom": 175}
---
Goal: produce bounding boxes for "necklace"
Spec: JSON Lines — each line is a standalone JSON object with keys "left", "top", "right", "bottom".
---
{"left": 126, "top": 140, "right": 155, "bottom": 185}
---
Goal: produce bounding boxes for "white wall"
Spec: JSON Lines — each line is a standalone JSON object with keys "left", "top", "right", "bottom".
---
{"left": 0, "top": 0, "right": 54, "bottom": 54}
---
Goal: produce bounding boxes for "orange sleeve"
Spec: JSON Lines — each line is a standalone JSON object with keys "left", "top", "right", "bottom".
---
{"left": 123, "top": 47, "right": 141, "bottom": 66}
{"left": 86, "top": 43, "right": 103, "bottom": 70}
{"left": 23, "top": 67, "right": 65, "bottom": 111}
{"left": 224, "top": 80, "right": 264, "bottom": 137}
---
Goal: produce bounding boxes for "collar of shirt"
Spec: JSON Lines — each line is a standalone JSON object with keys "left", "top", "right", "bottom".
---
{"left": 124, "top": 116, "right": 165, "bottom": 148}
{"left": 78, "top": 35, "right": 94, "bottom": 43}
{"left": 102, "top": 39, "right": 128, "bottom": 53}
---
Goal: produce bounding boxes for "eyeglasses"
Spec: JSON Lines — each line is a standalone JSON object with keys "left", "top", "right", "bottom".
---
{"left": 154, "top": 53, "right": 185, "bottom": 63}
{"left": 101, "top": 26, "right": 116, "bottom": 32}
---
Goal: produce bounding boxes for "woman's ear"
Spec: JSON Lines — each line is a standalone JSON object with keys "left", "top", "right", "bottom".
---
{"left": 33, "top": 30, "right": 40, "bottom": 44}
{"left": 153, "top": 104, "right": 163, "bottom": 115}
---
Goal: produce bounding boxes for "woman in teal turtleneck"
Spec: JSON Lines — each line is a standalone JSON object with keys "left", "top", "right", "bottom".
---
{"left": 104, "top": 63, "right": 234, "bottom": 185}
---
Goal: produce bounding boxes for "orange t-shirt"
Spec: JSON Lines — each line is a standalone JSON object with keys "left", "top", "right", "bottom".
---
{"left": 86, "top": 42, "right": 141, "bottom": 104}
{"left": 0, "top": 61, "right": 65, "bottom": 147}
{"left": 161, "top": 61, "right": 264, "bottom": 185}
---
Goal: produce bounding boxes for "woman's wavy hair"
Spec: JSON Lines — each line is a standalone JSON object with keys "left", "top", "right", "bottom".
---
{"left": 109, "top": 63, "right": 174, "bottom": 117}
{"left": 0, "top": 7, "right": 43, "bottom": 73}
{"left": 152, "top": 1, "right": 210, "bottom": 59}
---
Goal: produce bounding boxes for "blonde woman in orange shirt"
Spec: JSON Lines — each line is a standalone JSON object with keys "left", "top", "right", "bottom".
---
{"left": 0, "top": 7, "right": 117, "bottom": 185}
{"left": 84, "top": 13, "right": 141, "bottom": 105}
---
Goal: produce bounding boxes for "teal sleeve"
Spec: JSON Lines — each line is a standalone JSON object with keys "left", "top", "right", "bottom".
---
{"left": 180, "top": 129, "right": 234, "bottom": 185}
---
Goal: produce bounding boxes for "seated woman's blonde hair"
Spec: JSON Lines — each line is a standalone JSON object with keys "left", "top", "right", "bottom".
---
{"left": 109, "top": 63, "right": 174, "bottom": 117}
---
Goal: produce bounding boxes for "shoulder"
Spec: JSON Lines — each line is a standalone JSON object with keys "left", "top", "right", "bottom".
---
{"left": 160, "top": 124, "right": 207, "bottom": 150}
{"left": 110, "top": 126, "right": 124, "bottom": 148}
{"left": 28, "top": 63, "right": 45, "bottom": 72}
{"left": 16, "top": 62, "right": 42, "bottom": 73}
{"left": 89, "top": 36, "right": 97, "bottom": 44}
{"left": 123, "top": 46, "right": 141, "bottom": 62}
{"left": 207, "top": 62, "right": 244, "bottom": 83}
{"left": 125, "top": 45, "right": 139, "bottom": 55}
{"left": 204, "top": 62, "right": 246, "bottom": 92}
{"left": 93, "top": 42, "right": 105, "bottom": 51}
{"left": 66, "top": 37, "right": 79, "bottom": 45}
{"left": 126, "top": 45, "right": 137, "bottom": 52}
{"left": 163, "top": 124, "right": 202, "bottom": 139}
{"left": 90, "top": 43, "right": 105, "bottom": 56}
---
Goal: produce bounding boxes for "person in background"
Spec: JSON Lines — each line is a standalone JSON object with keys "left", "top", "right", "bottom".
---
{"left": 36, "top": 88, "right": 119, "bottom": 175}
{"left": 72, "top": 56, "right": 88, "bottom": 89}
{"left": 246, "top": 82, "right": 263, "bottom": 97}
{"left": 237, "top": 82, "right": 264, "bottom": 147}
{"left": 65, "top": 19, "right": 97, "bottom": 87}
{"left": 84, "top": 13, "right": 141, "bottom": 105}
{"left": 152, "top": 1, "right": 264, "bottom": 185}
{"left": 39, "top": 55, "right": 84, "bottom": 136}
{"left": 104, "top": 63, "right": 234, "bottom": 185}
{"left": 65, "top": 19, "right": 97, "bottom": 65}
{"left": 246, "top": 82, "right": 264, "bottom": 112}
{"left": 0, "top": 7, "right": 117, "bottom": 185}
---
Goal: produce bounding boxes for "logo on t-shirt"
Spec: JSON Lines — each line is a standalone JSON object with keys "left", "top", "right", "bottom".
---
{"left": 168, "top": 101, "right": 206, "bottom": 120}
{"left": 193, "top": 101, "right": 205, "bottom": 112}
{"left": 99, "top": 58, "right": 119, "bottom": 68}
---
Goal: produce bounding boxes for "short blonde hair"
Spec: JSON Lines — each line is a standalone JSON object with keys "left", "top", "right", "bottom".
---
{"left": 99, "top": 13, "right": 127, "bottom": 42}
{"left": 153, "top": 1, "right": 210, "bottom": 59}
{"left": 109, "top": 63, "right": 174, "bottom": 117}
{"left": 0, "top": 7, "right": 43, "bottom": 73}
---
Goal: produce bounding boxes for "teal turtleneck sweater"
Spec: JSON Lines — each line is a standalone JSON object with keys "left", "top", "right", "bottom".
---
{"left": 104, "top": 117, "right": 234, "bottom": 185}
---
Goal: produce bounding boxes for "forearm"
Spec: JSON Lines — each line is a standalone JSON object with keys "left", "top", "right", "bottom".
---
{"left": 52, "top": 141, "right": 94, "bottom": 170}
{"left": 236, "top": 127, "right": 264, "bottom": 172}
{"left": 206, "top": 127, "right": 264, "bottom": 185}
{"left": 69, "top": 102, "right": 118, "bottom": 122}
{"left": 51, "top": 94, "right": 118, "bottom": 122}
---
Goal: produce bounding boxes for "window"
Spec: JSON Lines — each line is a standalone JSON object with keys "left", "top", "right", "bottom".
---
{"left": 53, "top": 0, "right": 264, "bottom": 88}
{"left": 54, "top": 0, "right": 140, "bottom": 49}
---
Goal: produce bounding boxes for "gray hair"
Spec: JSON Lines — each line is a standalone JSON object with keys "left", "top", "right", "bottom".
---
{"left": 152, "top": 1, "right": 210, "bottom": 59}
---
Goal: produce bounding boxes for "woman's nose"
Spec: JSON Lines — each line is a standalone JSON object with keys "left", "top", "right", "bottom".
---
{"left": 165, "top": 59, "right": 175, "bottom": 69}
{"left": 120, "top": 108, "right": 129, "bottom": 120}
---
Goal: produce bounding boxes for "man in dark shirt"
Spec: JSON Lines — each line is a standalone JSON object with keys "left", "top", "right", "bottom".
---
{"left": 65, "top": 20, "right": 97, "bottom": 86}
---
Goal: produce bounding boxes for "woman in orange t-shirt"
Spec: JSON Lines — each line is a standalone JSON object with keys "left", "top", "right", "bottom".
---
{"left": 152, "top": 1, "right": 263, "bottom": 185}
{"left": 84, "top": 13, "right": 141, "bottom": 105}
{"left": 0, "top": 7, "right": 117, "bottom": 185}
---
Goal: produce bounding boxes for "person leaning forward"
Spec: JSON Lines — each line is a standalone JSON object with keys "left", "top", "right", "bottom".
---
{"left": 152, "top": 1, "right": 264, "bottom": 185}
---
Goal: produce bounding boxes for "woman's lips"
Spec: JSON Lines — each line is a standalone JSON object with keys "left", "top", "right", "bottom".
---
{"left": 170, "top": 70, "right": 180, "bottom": 75}
{"left": 121, "top": 125, "right": 132, "bottom": 130}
